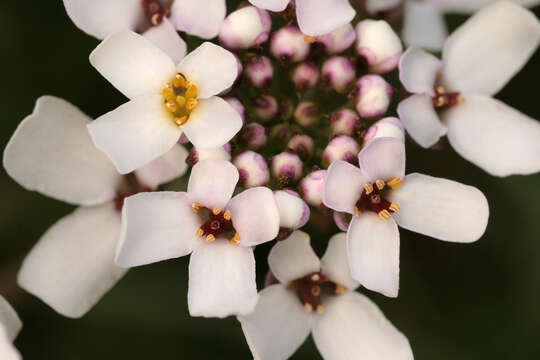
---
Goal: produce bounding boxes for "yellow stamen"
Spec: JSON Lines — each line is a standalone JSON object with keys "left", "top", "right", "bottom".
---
{"left": 354, "top": 206, "right": 362, "bottom": 218}
{"left": 165, "top": 101, "right": 178, "bottom": 113}
{"left": 316, "top": 305, "right": 325, "bottom": 314}
{"left": 186, "top": 98, "right": 198, "bottom": 111}
{"left": 311, "top": 274, "right": 320, "bottom": 282}
{"left": 192, "top": 203, "right": 203, "bottom": 213}
{"left": 436, "top": 86, "right": 446, "bottom": 94}
{"left": 387, "top": 177, "right": 403, "bottom": 190}
{"left": 151, "top": 14, "right": 160, "bottom": 26}
{"left": 196, "top": 228, "right": 204, "bottom": 237}
{"left": 378, "top": 210, "right": 392, "bottom": 220}
{"left": 212, "top": 207, "right": 222, "bottom": 215}
{"left": 364, "top": 183, "right": 374, "bottom": 195}
{"left": 335, "top": 284, "right": 346, "bottom": 294}
{"left": 162, "top": 85, "right": 175, "bottom": 99}
{"left": 176, "top": 95, "right": 186, "bottom": 107}
{"left": 457, "top": 96, "right": 466, "bottom": 105}
{"left": 231, "top": 232, "right": 240, "bottom": 245}
{"left": 389, "top": 203, "right": 400, "bottom": 213}
{"left": 375, "top": 179, "right": 385, "bottom": 190}
{"left": 304, "top": 303, "right": 313, "bottom": 313}
{"left": 435, "top": 97, "right": 447, "bottom": 107}
{"left": 223, "top": 210, "right": 232, "bottom": 221}
{"left": 311, "top": 286, "right": 321, "bottom": 296}
{"left": 205, "top": 234, "right": 215, "bottom": 243}
{"left": 175, "top": 116, "right": 188, "bottom": 126}
{"left": 185, "top": 84, "right": 198, "bottom": 99}
{"left": 173, "top": 74, "right": 187, "bottom": 88}
{"left": 303, "top": 36, "right": 316, "bottom": 43}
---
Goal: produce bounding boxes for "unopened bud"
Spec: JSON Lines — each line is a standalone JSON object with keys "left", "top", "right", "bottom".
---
{"left": 363, "top": 117, "right": 405, "bottom": 146}
{"left": 272, "top": 151, "right": 304, "bottom": 186}
{"left": 233, "top": 150, "right": 270, "bottom": 188}
{"left": 287, "top": 134, "right": 315, "bottom": 160}
{"left": 322, "top": 56, "right": 356, "bottom": 93}
{"left": 252, "top": 94, "right": 279, "bottom": 122}
{"left": 270, "top": 26, "right": 310, "bottom": 64}
{"left": 300, "top": 170, "right": 327, "bottom": 207}
{"left": 353, "top": 74, "right": 393, "bottom": 119}
{"left": 240, "top": 123, "right": 268, "bottom": 150}
{"left": 333, "top": 211, "right": 352, "bottom": 231}
{"left": 322, "top": 135, "right": 360, "bottom": 167}
{"left": 291, "top": 62, "right": 319, "bottom": 93}
{"left": 355, "top": 19, "right": 403, "bottom": 74}
{"left": 219, "top": 6, "right": 272, "bottom": 50}
{"left": 294, "top": 102, "right": 320, "bottom": 128}
{"left": 244, "top": 55, "right": 274, "bottom": 88}
{"left": 316, "top": 23, "right": 356, "bottom": 54}
{"left": 330, "top": 109, "right": 360, "bottom": 137}
{"left": 279, "top": 98, "right": 294, "bottom": 120}
{"left": 225, "top": 97, "right": 246, "bottom": 124}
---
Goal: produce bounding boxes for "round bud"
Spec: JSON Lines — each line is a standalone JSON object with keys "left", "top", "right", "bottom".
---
{"left": 244, "top": 55, "right": 274, "bottom": 88}
{"left": 316, "top": 23, "right": 356, "bottom": 54}
{"left": 363, "top": 117, "right": 405, "bottom": 146}
{"left": 300, "top": 169, "right": 327, "bottom": 207}
{"left": 287, "top": 134, "right": 315, "bottom": 160}
{"left": 240, "top": 123, "right": 268, "bottom": 150}
{"left": 333, "top": 211, "right": 352, "bottom": 231}
{"left": 290, "top": 62, "right": 320, "bottom": 93}
{"left": 187, "top": 145, "right": 232, "bottom": 166}
{"left": 330, "top": 109, "right": 360, "bottom": 137}
{"left": 233, "top": 150, "right": 270, "bottom": 188}
{"left": 322, "top": 135, "right": 360, "bottom": 167}
{"left": 355, "top": 19, "right": 403, "bottom": 74}
{"left": 219, "top": 6, "right": 272, "bottom": 50}
{"left": 353, "top": 74, "right": 393, "bottom": 119}
{"left": 272, "top": 151, "right": 304, "bottom": 186}
{"left": 225, "top": 97, "right": 246, "bottom": 124}
{"left": 252, "top": 94, "right": 279, "bottom": 122}
{"left": 294, "top": 102, "right": 320, "bottom": 128}
{"left": 270, "top": 26, "right": 310, "bottom": 64}
{"left": 321, "top": 56, "right": 356, "bottom": 93}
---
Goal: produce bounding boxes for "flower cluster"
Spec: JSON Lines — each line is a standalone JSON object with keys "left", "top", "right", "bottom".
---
{"left": 3, "top": 0, "right": 540, "bottom": 359}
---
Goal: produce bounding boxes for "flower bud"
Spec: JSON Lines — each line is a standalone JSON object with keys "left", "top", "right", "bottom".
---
{"left": 240, "top": 123, "right": 268, "bottom": 150}
{"left": 252, "top": 94, "right": 279, "bottom": 122}
{"left": 330, "top": 109, "right": 360, "bottom": 137}
{"left": 287, "top": 134, "right": 315, "bottom": 160}
{"left": 279, "top": 98, "right": 294, "bottom": 120}
{"left": 269, "top": 123, "right": 294, "bottom": 149}
{"left": 322, "top": 135, "right": 360, "bottom": 167}
{"left": 187, "top": 145, "right": 231, "bottom": 166}
{"left": 321, "top": 56, "right": 356, "bottom": 93}
{"left": 316, "top": 23, "right": 356, "bottom": 54}
{"left": 270, "top": 26, "right": 310, "bottom": 64}
{"left": 294, "top": 101, "right": 320, "bottom": 128}
{"left": 363, "top": 117, "right": 405, "bottom": 146}
{"left": 290, "top": 62, "right": 319, "bottom": 93}
{"left": 219, "top": 6, "right": 272, "bottom": 50}
{"left": 300, "top": 170, "right": 327, "bottom": 207}
{"left": 353, "top": 74, "right": 393, "bottom": 118}
{"left": 274, "top": 190, "right": 310, "bottom": 238}
{"left": 225, "top": 97, "right": 246, "bottom": 124}
{"left": 355, "top": 19, "right": 403, "bottom": 74}
{"left": 333, "top": 211, "right": 352, "bottom": 231}
{"left": 244, "top": 55, "right": 274, "bottom": 88}
{"left": 272, "top": 151, "right": 304, "bottom": 186}
{"left": 233, "top": 150, "right": 270, "bottom": 188}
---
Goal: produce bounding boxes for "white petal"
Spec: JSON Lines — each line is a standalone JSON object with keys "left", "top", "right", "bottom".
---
{"left": 313, "top": 291, "right": 413, "bottom": 360}
{"left": 228, "top": 187, "right": 280, "bottom": 246}
{"left": 177, "top": 42, "right": 238, "bottom": 98}
{"left": 0, "top": 297, "right": 21, "bottom": 341}
{"left": 402, "top": 1, "right": 447, "bottom": 51}
{"left": 88, "top": 94, "right": 182, "bottom": 174}
{"left": 90, "top": 30, "right": 176, "bottom": 99}
{"left": 296, "top": 0, "right": 356, "bottom": 36}
{"left": 389, "top": 173, "right": 489, "bottom": 243}
{"left": 249, "top": 0, "right": 290, "bottom": 12}
{"left": 3, "top": 96, "right": 122, "bottom": 206}
{"left": 359, "top": 137, "right": 406, "bottom": 182}
{"left": 397, "top": 94, "right": 446, "bottom": 148}
{"left": 142, "top": 19, "right": 187, "bottom": 64}
{"left": 188, "top": 241, "right": 258, "bottom": 318}
{"left": 347, "top": 213, "right": 400, "bottom": 297}
{"left": 399, "top": 47, "right": 442, "bottom": 96}
{"left": 268, "top": 231, "right": 321, "bottom": 284}
{"left": 274, "top": 191, "right": 309, "bottom": 229}
{"left": 323, "top": 160, "right": 367, "bottom": 214}
{"left": 18, "top": 203, "right": 127, "bottom": 318}
{"left": 170, "top": 0, "right": 226, "bottom": 39}
{"left": 366, "top": 0, "right": 402, "bottom": 13}
{"left": 134, "top": 144, "right": 188, "bottom": 189}
{"left": 441, "top": 1, "right": 540, "bottom": 96}
{"left": 180, "top": 97, "right": 242, "bottom": 149}
{"left": 320, "top": 233, "right": 359, "bottom": 291}
{"left": 434, "top": 0, "right": 540, "bottom": 13}
{"left": 187, "top": 159, "right": 238, "bottom": 209}
{"left": 443, "top": 94, "right": 540, "bottom": 176}
{"left": 0, "top": 326, "right": 20, "bottom": 360}
{"left": 238, "top": 284, "right": 313, "bottom": 360}
{"left": 63, "top": 0, "right": 144, "bottom": 39}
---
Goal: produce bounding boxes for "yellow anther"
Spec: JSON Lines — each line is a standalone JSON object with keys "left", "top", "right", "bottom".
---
{"left": 378, "top": 210, "right": 392, "bottom": 220}
{"left": 375, "top": 180, "right": 385, "bottom": 190}
{"left": 311, "top": 274, "right": 320, "bottom": 282}
{"left": 205, "top": 234, "right": 216, "bottom": 243}
{"left": 196, "top": 228, "right": 204, "bottom": 237}
{"left": 165, "top": 101, "right": 178, "bottom": 113}
{"left": 212, "top": 207, "right": 222, "bottom": 215}
{"left": 151, "top": 13, "right": 160, "bottom": 26}
{"left": 354, "top": 206, "right": 362, "bottom": 218}
{"left": 335, "top": 284, "right": 346, "bottom": 294}
{"left": 173, "top": 74, "right": 187, "bottom": 88}
{"left": 316, "top": 305, "right": 325, "bottom": 314}
{"left": 435, "top": 97, "right": 448, "bottom": 107}
{"left": 304, "top": 303, "right": 313, "bottom": 313}
{"left": 311, "top": 286, "right": 321, "bottom": 296}
{"left": 223, "top": 210, "right": 232, "bottom": 221}
{"left": 185, "top": 84, "right": 198, "bottom": 99}
{"left": 162, "top": 85, "right": 175, "bottom": 99}
{"left": 436, "top": 86, "right": 446, "bottom": 94}
{"left": 192, "top": 203, "right": 203, "bottom": 213}
{"left": 389, "top": 203, "right": 400, "bottom": 213}
{"left": 176, "top": 95, "right": 186, "bottom": 107}
{"left": 364, "top": 183, "right": 374, "bottom": 195}
{"left": 387, "top": 177, "right": 403, "bottom": 190}
{"left": 186, "top": 98, "right": 198, "bottom": 111}
{"left": 175, "top": 116, "right": 188, "bottom": 126}
{"left": 303, "top": 36, "right": 316, "bottom": 43}
{"left": 457, "top": 96, "right": 466, "bottom": 105}
{"left": 231, "top": 232, "right": 240, "bottom": 245}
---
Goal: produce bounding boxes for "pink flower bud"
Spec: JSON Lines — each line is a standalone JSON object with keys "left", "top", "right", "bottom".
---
{"left": 270, "top": 26, "right": 310, "bottom": 64}
{"left": 353, "top": 74, "right": 393, "bottom": 118}
{"left": 240, "top": 123, "right": 268, "bottom": 150}
{"left": 287, "top": 134, "right": 315, "bottom": 160}
{"left": 219, "top": 6, "right": 272, "bottom": 50}
{"left": 233, "top": 150, "right": 270, "bottom": 188}
{"left": 272, "top": 151, "right": 304, "bottom": 186}
{"left": 363, "top": 117, "right": 405, "bottom": 146}
{"left": 252, "top": 94, "right": 279, "bottom": 122}
{"left": 300, "top": 170, "right": 327, "bottom": 207}
{"left": 322, "top": 135, "right": 360, "bottom": 167}
{"left": 187, "top": 145, "right": 231, "bottom": 166}
{"left": 321, "top": 56, "right": 356, "bottom": 93}
{"left": 330, "top": 109, "right": 360, "bottom": 137}
{"left": 225, "top": 97, "right": 246, "bottom": 124}
{"left": 244, "top": 55, "right": 274, "bottom": 88}
{"left": 355, "top": 19, "right": 403, "bottom": 74}
{"left": 294, "top": 101, "right": 320, "bottom": 128}
{"left": 291, "top": 62, "right": 320, "bottom": 93}
{"left": 316, "top": 23, "right": 356, "bottom": 54}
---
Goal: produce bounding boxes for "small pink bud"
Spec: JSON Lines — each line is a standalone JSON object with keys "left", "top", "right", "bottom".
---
{"left": 270, "top": 26, "right": 310, "bottom": 64}
{"left": 187, "top": 145, "right": 232, "bottom": 166}
{"left": 244, "top": 55, "right": 274, "bottom": 88}
{"left": 233, "top": 150, "right": 270, "bottom": 188}
{"left": 225, "top": 97, "right": 246, "bottom": 124}
{"left": 290, "top": 62, "right": 319, "bottom": 93}
{"left": 330, "top": 109, "right": 360, "bottom": 137}
{"left": 321, "top": 56, "right": 356, "bottom": 93}
{"left": 252, "top": 94, "right": 279, "bottom": 122}
{"left": 300, "top": 170, "right": 327, "bottom": 207}
{"left": 322, "top": 135, "right": 360, "bottom": 167}
{"left": 355, "top": 19, "right": 403, "bottom": 74}
{"left": 316, "top": 23, "right": 356, "bottom": 54}
{"left": 219, "top": 6, "right": 272, "bottom": 50}
{"left": 294, "top": 101, "right": 320, "bottom": 128}
{"left": 272, "top": 151, "right": 304, "bottom": 186}
{"left": 353, "top": 74, "right": 393, "bottom": 119}
{"left": 240, "top": 123, "right": 268, "bottom": 150}
{"left": 287, "top": 134, "right": 315, "bottom": 160}
{"left": 363, "top": 117, "right": 405, "bottom": 146}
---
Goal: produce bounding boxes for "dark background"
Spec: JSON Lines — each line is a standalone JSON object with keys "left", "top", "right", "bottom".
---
{"left": 1, "top": 1, "right": 540, "bottom": 359}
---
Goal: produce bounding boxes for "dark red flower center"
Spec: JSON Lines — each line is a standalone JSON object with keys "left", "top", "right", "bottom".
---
{"left": 432, "top": 86, "right": 465, "bottom": 111}
{"left": 192, "top": 204, "right": 239, "bottom": 244}
{"left": 291, "top": 272, "right": 345, "bottom": 314}
{"left": 354, "top": 179, "right": 401, "bottom": 220}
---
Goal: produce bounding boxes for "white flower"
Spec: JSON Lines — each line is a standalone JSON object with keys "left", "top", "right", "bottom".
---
{"left": 116, "top": 159, "right": 280, "bottom": 318}
{"left": 398, "top": 1, "right": 540, "bottom": 176}
{"left": 323, "top": 137, "right": 489, "bottom": 297}
{"left": 0, "top": 296, "right": 22, "bottom": 360}
{"left": 238, "top": 231, "right": 414, "bottom": 360}
{"left": 3, "top": 96, "right": 188, "bottom": 318}
{"left": 87, "top": 32, "right": 242, "bottom": 174}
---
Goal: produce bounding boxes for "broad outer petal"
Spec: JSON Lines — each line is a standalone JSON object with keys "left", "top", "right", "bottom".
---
{"left": 313, "top": 291, "right": 413, "bottom": 360}
{"left": 134, "top": 144, "right": 188, "bottom": 189}
{"left": 434, "top": 0, "right": 540, "bottom": 13}
{"left": 402, "top": 1, "right": 447, "bottom": 51}
{"left": 177, "top": 42, "right": 238, "bottom": 98}
{"left": 399, "top": 47, "right": 442, "bottom": 96}
{"left": 0, "top": 327, "right": 20, "bottom": 360}
{"left": 323, "top": 160, "right": 367, "bottom": 214}
{"left": 142, "top": 19, "right": 187, "bottom": 64}
{"left": 170, "top": 0, "right": 226, "bottom": 39}
{"left": 228, "top": 187, "right": 280, "bottom": 247}
{"left": 268, "top": 231, "right": 321, "bottom": 284}
{"left": 347, "top": 213, "right": 400, "bottom": 297}
{"left": 88, "top": 94, "right": 182, "bottom": 174}
{"left": 63, "top": 0, "right": 144, "bottom": 39}
{"left": 443, "top": 94, "right": 540, "bottom": 176}
{"left": 238, "top": 284, "right": 313, "bottom": 360}
{"left": 188, "top": 241, "right": 258, "bottom": 318}
{"left": 187, "top": 159, "right": 239, "bottom": 209}
{"left": 3, "top": 96, "right": 122, "bottom": 206}
{"left": 274, "top": 190, "right": 309, "bottom": 229}
{"left": 397, "top": 94, "right": 446, "bottom": 148}
{"left": 296, "top": 0, "right": 356, "bottom": 36}
{"left": 359, "top": 137, "right": 406, "bottom": 182}
{"left": 90, "top": 30, "right": 176, "bottom": 100}
{"left": 249, "top": 0, "right": 290, "bottom": 12}
{"left": 180, "top": 96, "right": 242, "bottom": 150}
{"left": 0, "top": 297, "right": 21, "bottom": 341}
{"left": 389, "top": 173, "right": 489, "bottom": 243}
{"left": 18, "top": 203, "right": 127, "bottom": 318}
{"left": 320, "top": 233, "right": 360, "bottom": 291}
{"left": 116, "top": 192, "right": 201, "bottom": 267}
{"left": 441, "top": 1, "right": 540, "bottom": 96}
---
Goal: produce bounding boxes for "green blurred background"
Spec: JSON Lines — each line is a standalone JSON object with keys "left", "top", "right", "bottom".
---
{"left": 1, "top": 1, "right": 540, "bottom": 359}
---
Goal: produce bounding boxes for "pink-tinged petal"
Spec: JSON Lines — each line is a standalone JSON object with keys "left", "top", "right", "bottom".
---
{"left": 397, "top": 94, "right": 446, "bottom": 148}
{"left": 142, "top": 19, "right": 187, "bottom": 64}
{"left": 88, "top": 95, "right": 181, "bottom": 174}
{"left": 177, "top": 42, "right": 238, "bottom": 98}
{"left": 320, "top": 233, "right": 360, "bottom": 290}
{"left": 228, "top": 187, "right": 280, "bottom": 246}
{"left": 389, "top": 173, "right": 489, "bottom": 243}
{"left": 238, "top": 284, "right": 313, "bottom": 360}
{"left": 3, "top": 96, "right": 123, "bottom": 206}
{"left": 268, "top": 231, "right": 321, "bottom": 284}
{"left": 347, "top": 213, "right": 400, "bottom": 297}
{"left": 188, "top": 241, "right": 258, "bottom": 318}
{"left": 116, "top": 192, "right": 201, "bottom": 268}
{"left": 18, "top": 203, "right": 126, "bottom": 318}
{"left": 0, "top": 327, "right": 20, "bottom": 360}
{"left": 180, "top": 96, "right": 242, "bottom": 150}
{"left": 399, "top": 47, "right": 442, "bottom": 96}
{"left": 90, "top": 30, "right": 176, "bottom": 100}
{"left": 249, "top": 0, "right": 290, "bottom": 12}
{"left": 63, "top": 0, "right": 144, "bottom": 39}
{"left": 443, "top": 94, "right": 540, "bottom": 176}
{"left": 433, "top": 0, "right": 540, "bottom": 13}
{"left": 323, "top": 160, "right": 367, "bottom": 214}
{"left": 0, "top": 297, "right": 21, "bottom": 341}
{"left": 188, "top": 159, "right": 239, "bottom": 209}
{"left": 134, "top": 144, "right": 188, "bottom": 189}
{"left": 313, "top": 291, "right": 413, "bottom": 360}
{"left": 274, "top": 191, "right": 310, "bottom": 230}
{"left": 170, "top": 0, "right": 226, "bottom": 39}
{"left": 359, "top": 137, "right": 405, "bottom": 182}
{"left": 402, "top": 1, "right": 447, "bottom": 51}
{"left": 296, "top": 0, "right": 356, "bottom": 36}
{"left": 441, "top": 1, "right": 540, "bottom": 96}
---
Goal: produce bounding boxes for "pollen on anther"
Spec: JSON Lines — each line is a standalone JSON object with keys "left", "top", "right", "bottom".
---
{"left": 223, "top": 210, "right": 232, "bottom": 221}
{"left": 231, "top": 232, "right": 240, "bottom": 245}
{"left": 212, "top": 207, "right": 222, "bottom": 215}
{"left": 205, "top": 234, "right": 216, "bottom": 243}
